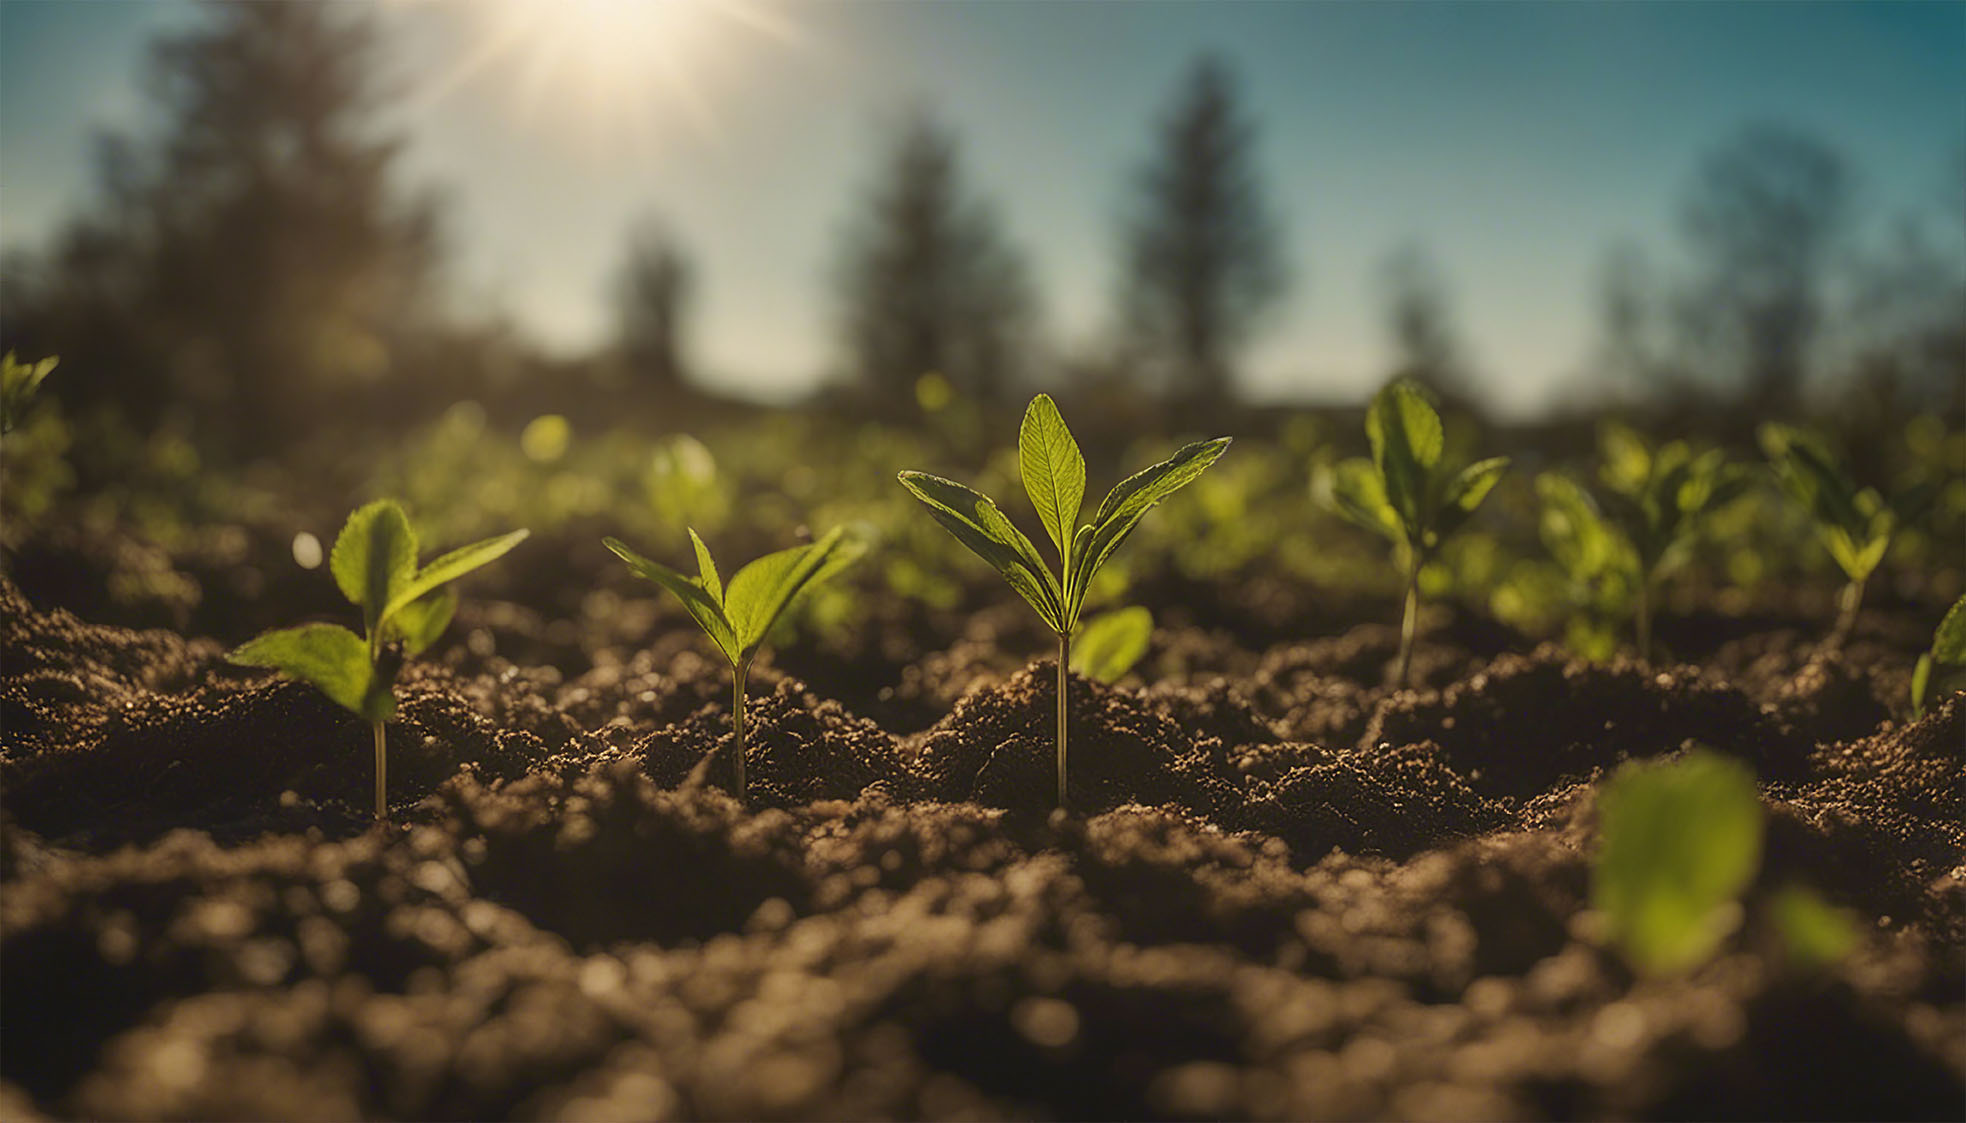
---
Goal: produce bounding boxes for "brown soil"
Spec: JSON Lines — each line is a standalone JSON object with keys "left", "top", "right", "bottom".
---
{"left": 2, "top": 574, "right": 1961, "bottom": 1120}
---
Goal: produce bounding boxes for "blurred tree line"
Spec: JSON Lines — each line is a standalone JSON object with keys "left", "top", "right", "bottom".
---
{"left": 1, "top": 1, "right": 1960, "bottom": 475}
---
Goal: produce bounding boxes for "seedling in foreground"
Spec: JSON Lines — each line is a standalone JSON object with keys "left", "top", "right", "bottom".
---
{"left": 604, "top": 527, "right": 856, "bottom": 801}
{"left": 1, "top": 351, "right": 58, "bottom": 434}
{"left": 230, "top": 501, "right": 529, "bottom": 820}
{"left": 1760, "top": 423, "right": 1936, "bottom": 650}
{"left": 899, "top": 394, "right": 1230, "bottom": 808}
{"left": 1321, "top": 381, "right": 1508, "bottom": 687}
{"left": 1539, "top": 424, "right": 1752, "bottom": 663}
{"left": 1910, "top": 594, "right": 1966, "bottom": 720}
{"left": 1071, "top": 606, "right": 1154, "bottom": 684}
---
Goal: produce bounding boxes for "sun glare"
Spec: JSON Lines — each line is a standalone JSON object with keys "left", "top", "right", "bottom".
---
{"left": 423, "top": 0, "right": 800, "bottom": 152}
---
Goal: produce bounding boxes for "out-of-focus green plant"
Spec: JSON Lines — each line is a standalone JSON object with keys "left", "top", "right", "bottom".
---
{"left": 1071, "top": 606, "right": 1153, "bottom": 684}
{"left": 1538, "top": 424, "right": 1753, "bottom": 663}
{"left": 604, "top": 526, "right": 858, "bottom": 801}
{"left": 1910, "top": 593, "right": 1966, "bottom": 720}
{"left": 1319, "top": 381, "right": 1508, "bottom": 686}
{"left": 1594, "top": 750, "right": 1764, "bottom": 975}
{"left": 230, "top": 501, "right": 529, "bottom": 820}
{"left": 1, "top": 351, "right": 57, "bottom": 433}
{"left": 899, "top": 393, "right": 1230, "bottom": 808}
{"left": 1761, "top": 423, "right": 1938, "bottom": 648}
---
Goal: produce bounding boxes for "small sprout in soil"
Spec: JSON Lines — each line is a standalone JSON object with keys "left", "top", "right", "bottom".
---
{"left": 1592, "top": 749, "right": 1763, "bottom": 976}
{"left": 899, "top": 393, "right": 1230, "bottom": 808}
{"left": 1760, "top": 422, "right": 1937, "bottom": 650}
{"left": 604, "top": 526, "right": 858, "bottom": 801}
{"left": 1321, "top": 380, "right": 1508, "bottom": 687}
{"left": 1071, "top": 606, "right": 1153, "bottom": 684}
{"left": 1, "top": 351, "right": 58, "bottom": 434}
{"left": 1538, "top": 424, "right": 1752, "bottom": 663}
{"left": 230, "top": 501, "right": 529, "bottom": 821}
{"left": 1909, "top": 593, "right": 1966, "bottom": 720}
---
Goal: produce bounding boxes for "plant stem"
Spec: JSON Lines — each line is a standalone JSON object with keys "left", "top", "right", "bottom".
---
{"left": 731, "top": 662, "right": 748, "bottom": 801}
{"left": 1829, "top": 577, "right": 1865, "bottom": 651}
{"left": 1057, "top": 630, "right": 1070, "bottom": 810}
{"left": 1396, "top": 557, "right": 1422, "bottom": 689}
{"left": 371, "top": 719, "right": 387, "bottom": 821}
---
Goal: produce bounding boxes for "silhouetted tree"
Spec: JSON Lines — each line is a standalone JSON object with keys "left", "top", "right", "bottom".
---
{"left": 1675, "top": 123, "right": 1851, "bottom": 417}
{"left": 2, "top": 1, "right": 438, "bottom": 458}
{"left": 614, "top": 221, "right": 694, "bottom": 388}
{"left": 1381, "top": 244, "right": 1471, "bottom": 409}
{"left": 1119, "top": 54, "right": 1287, "bottom": 416}
{"left": 831, "top": 112, "right": 1033, "bottom": 414}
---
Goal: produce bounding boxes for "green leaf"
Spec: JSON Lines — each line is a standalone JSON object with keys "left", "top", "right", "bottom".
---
{"left": 1931, "top": 594, "right": 1966, "bottom": 665}
{"left": 1768, "top": 885, "right": 1858, "bottom": 970}
{"left": 725, "top": 527, "right": 849, "bottom": 653}
{"left": 1072, "top": 606, "right": 1153, "bottom": 684}
{"left": 1761, "top": 423, "right": 1867, "bottom": 538}
{"left": 689, "top": 527, "right": 724, "bottom": 605}
{"left": 1366, "top": 382, "right": 1443, "bottom": 532}
{"left": 1320, "top": 457, "right": 1404, "bottom": 544}
{"left": 1438, "top": 456, "right": 1509, "bottom": 536}
{"left": 381, "top": 528, "right": 529, "bottom": 627}
{"left": 604, "top": 536, "right": 741, "bottom": 665}
{"left": 898, "top": 471, "right": 1066, "bottom": 631}
{"left": 387, "top": 587, "right": 457, "bottom": 658}
{"left": 1, "top": 351, "right": 58, "bottom": 433}
{"left": 1069, "top": 437, "right": 1231, "bottom": 619}
{"left": 1598, "top": 421, "right": 1652, "bottom": 498}
{"left": 230, "top": 623, "right": 391, "bottom": 722}
{"left": 1018, "top": 394, "right": 1087, "bottom": 562}
{"left": 1593, "top": 750, "right": 1764, "bottom": 976}
{"left": 330, "top": 501, "right": 418, "bottom": 634}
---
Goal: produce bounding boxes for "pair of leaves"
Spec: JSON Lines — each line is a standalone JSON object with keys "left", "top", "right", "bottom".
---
{"left": 604, "top": 526, "right": 856, "bottom": 669}
{"left": 1910, "top": 594, "right": 1966, "bottom": 719}
{"left": 899, "top": 394, "right": 1229, "bottom": 635}
{"left": 1071, "top": 606, "right": 1153, "bottom": 684}
{"left": 229, "top": 501, "right": 530, "bottom": 721}
{"left": 1593, "top": 750, "right": 1764, "bottom": 976}
{"left": 1, "top": 351, "right": 57, "bottom": 434}
{"left": 1323, "top": 381, "right": 1508, "bottom": 556}
{"left": 1759, "top": 423, "right": 1929, "bottom": 584}
{"left": 1558, "top": 425, "right": 1753, "bottom": 584}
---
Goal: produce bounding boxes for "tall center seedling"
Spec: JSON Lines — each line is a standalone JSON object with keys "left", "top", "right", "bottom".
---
{"left": 603, "top": 527, "right": 854, "bottom": 801}
{"left": 899, "top": 394, "right": 1230, "bottom": 808}
{"left": 1322, "top": 381, "right": 1508, "bottom": 687}
{"left": 230, "top": 501, "right": 529, "bottom": 820}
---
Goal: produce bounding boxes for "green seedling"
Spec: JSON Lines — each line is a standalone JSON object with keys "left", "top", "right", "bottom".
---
{"left": 1593, "top": 750, "right": 1764, "bottom": 975}
{"left": 1071, "top": 606, "right": 1153, "bottom": 684}
{"left": 1539, "top": 424, "right": 1752, "bottom": 663}
{"left": 230, "top": 501, "right": 529, "bottom": 820}
{"left": 604, "top": 527, "right": 857, "bottom": 801}
{"left": 899, "top": 394, "right": 1230, "bottom": 808}
{"left": 1761, "top": 423, "right": 1938, "bottom": 649}
{"left": 1910, "top": 593, "right": 1966, "bottom": 720}
{"left": 1, "top": 351, "right": 58, "bottom": 434}
{"left": 1321, "top": 381, "right": 1508, "bottom": 687}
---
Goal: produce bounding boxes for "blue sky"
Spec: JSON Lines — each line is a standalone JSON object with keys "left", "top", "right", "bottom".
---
{"left": 3, "top": 1, "right": 1962, "bottom": 415}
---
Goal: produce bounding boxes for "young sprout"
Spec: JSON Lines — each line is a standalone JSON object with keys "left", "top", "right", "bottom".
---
{"left": 230, "top": 501, "right": 529, "bottom": 820}
{"left": 1539, "top": 424, "right": 1752, "bottom": 663}
{"left": 603, "top": 527, "right": 857, "bottom": 801}
{"left": 1071, "top": 606, "right": 1154, "bottom": 684}
{"left": 1761, "top": 423, "right": 1938, "bottom": 649}
{"left": 1, "top": 351, "right": 58, "bottom": 434}
{"left": 1321, "top": 381, "right": 1508, "bottom": 687}
{"left": 1593, "top": 749, "right": 1763, "bottom": 976}
{"left": 1910, "top": 593, "right": 1966, "bottom": 720}
{"left": 899, "top": 394, "right": 1230, "bottom": 808}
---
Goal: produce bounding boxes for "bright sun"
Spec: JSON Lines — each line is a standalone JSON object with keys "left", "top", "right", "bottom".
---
{"left": 427, "top": 0, "right": 799, "bottom": 151}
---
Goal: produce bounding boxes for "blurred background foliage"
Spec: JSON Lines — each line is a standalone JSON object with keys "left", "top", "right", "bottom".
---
{"left": 0, "top": 2, "right": 1959, "bottom": 661}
